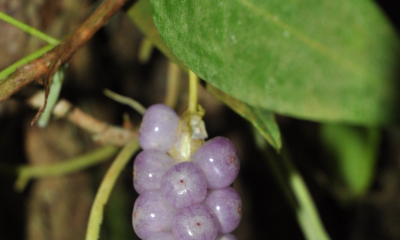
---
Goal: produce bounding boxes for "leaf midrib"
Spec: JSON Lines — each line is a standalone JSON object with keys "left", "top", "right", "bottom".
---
{"left": 239, "top": 0, "right": 369, "bottom": 79}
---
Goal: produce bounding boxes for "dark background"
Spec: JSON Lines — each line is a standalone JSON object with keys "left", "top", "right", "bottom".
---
{"left": 1, "top": 0, "right": 400, "bottom": 239}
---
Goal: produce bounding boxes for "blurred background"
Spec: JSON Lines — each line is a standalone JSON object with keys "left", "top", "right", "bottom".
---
{"left": 1, "top": 0, "right": 400, "bottom": 239}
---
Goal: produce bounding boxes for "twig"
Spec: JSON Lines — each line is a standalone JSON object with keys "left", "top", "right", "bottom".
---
{"left": 28, "top": 91, "right": 137, "bottom": 146}
{"left": 0, "top": 11, "right": 61, "bottom": 45}
{"left": 85, "top": 139, "right": 140, "bottom": 240}
{"left": 103, "top": 89, "right": 146, "bottom": 115}
{"left": 14, "top": 145, "right": 119, "bottom": 192}
{"left": 0, "top": 0, "right": 128, "bottom": 123}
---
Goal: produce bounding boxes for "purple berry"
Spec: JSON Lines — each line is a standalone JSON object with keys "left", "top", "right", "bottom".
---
{"left": 139, "top": 104, "right": 179, "bottom": 152}
{"left": 172, "top": 204, "right": 218, "bottom": 240}
{"left": 133, "top": 149, "right": 177, "bottom": 194}
{"left": 147, "top": 231, "right": 176, "bottom": 240}
{"left": 203, "top": 187, "right": 242, "bottom": 234}
{"left": 132, "top": 190, "right": 178, "bottom": 239}
{"left": 215, "top": 233, "right": 238, "bottom": 240}
{"left": 161, "top": 162, "right": 207, "bottom": 209}
{"left": 191, "top": 137, "right": 240, "bottom": 189}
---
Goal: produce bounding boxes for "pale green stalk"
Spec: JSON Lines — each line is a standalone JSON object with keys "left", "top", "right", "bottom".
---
{"left": 15, "top": 145, "right": 119, "bottom": 192}
{"left": 0, "top": 44, "right": 55, "bottom": 81}
{"left": 85, "top": 139, "right": 140, "bottom": 240}
{"left": 103, "top": 89, "right": 146, "bottom": 115}
{"left": 255, "top": 132, "right": 331, "bottom": 240}
{"left": 38, "top": 66, "right": 66, "bottom": 127}
{"left": 188, "top": 70, "right": 199, "bottom": 113}
{"left": 0, "top": 11, "right": 60, "bottom": 45}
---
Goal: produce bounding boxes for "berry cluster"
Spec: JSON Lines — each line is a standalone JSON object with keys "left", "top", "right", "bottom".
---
{"left": 132, "top": 104, "right": 242, "bottom": 240}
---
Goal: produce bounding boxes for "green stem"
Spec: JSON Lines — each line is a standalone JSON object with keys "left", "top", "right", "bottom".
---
{"left": 138, "top": 37, "right": 154, "bottom": 64}
{"left": 103, "top": 89, "right": 146, "bottom": 115}
{"left": 38, "top": 66, "right": 66, "bottom": 127}
{"left": 164, "top": 61, "right": 180, "bottom": 108}
{"left": 281, "top": 149, "right": 331, "bottom": 240}
{"left": 0, "top": 11, "right": 60, "bottom": 45}
{"left": 255, "top": 132, "right": 330, "bottom": 240}
{"left": 188, "top": 70, "right": 199, "bottom": 113}
{"left": 0, "top": 44, "right": 55, "bottom": 81}
{"left": 15, "top": 145, "right": 119, "bottom": 192}
{"left": 85, "top": 139, "right": 140, "bottom": 240}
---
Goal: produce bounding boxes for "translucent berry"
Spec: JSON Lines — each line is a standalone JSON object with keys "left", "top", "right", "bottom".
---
{"left": 161, "top": 162, "right": 207, "bottom": 209}
{"left": 191, "top": 137, "right": 240, "bottom": 189}
{"left": 215, "top": 233, "right": 238, "bottom": 240}
{"left": 203, "top": 187, "right": 242, "bottom": 233}
{"left": 172, "top": 204, "right": 218, "bottom": 240}
{"left": 132, "top": 190, "right": 178, "bottom": 239}
{"left": 215, "top": 233, "right": 237, "bottom": 240}
{"left": 139, "top": 104, "right": 179, "bottom": 152}
{"left": 133, "top": 149, "right": 177, "bottom": 194}
{"left": 147, "top": 231, "right": 176, "bottom": 240}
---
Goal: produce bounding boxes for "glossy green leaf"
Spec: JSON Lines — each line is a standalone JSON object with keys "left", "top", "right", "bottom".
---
{"left": 150, "top": 0, "right": 400, "bottom": 126}
{"left": 208, "top": 83, "right": 281, "bottom": 150}
{"left": 321, "top": 124, "right": 380, "bottom": 200}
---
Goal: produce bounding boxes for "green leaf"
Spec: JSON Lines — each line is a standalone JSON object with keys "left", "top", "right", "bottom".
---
{"left": 208, "top": 83, "right": 281, "bottom": 150}
{"left": 150, "top": 0, "right": 400, "bottom": 126}
{"left": 321, "top": 124, "right": 380, "bottom": 200}
{"left": 126, "top": 0, "right": 187, "bottom": 71}
{"left": 127, "top": 0, "right": 282, "bottom": 151}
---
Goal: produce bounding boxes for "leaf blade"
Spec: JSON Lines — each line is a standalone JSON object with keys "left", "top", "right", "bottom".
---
{"left": 150, "top": 0, "right": 400, "bottom": 125}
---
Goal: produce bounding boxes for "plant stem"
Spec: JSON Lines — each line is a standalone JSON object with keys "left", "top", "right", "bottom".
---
{"left": 138, "top": 37, "right": 154, "bottom": 64}
{"left": 38, "top": 66, "right": 66, "bottom": 127}
{"left": 28, "top": 91, "right": 138, "bottom": 146}
{"left": 0, "top": 44, "right": 55, "bottom": 81}
{"left": 85, "top": 139, "right": 140, "bottom": 240}
{"left": 281, "top": 149, "right": 331, "bottom": 240}
{"left": 103, "top": 89, "right": 146, "bottom": 115}
{"left": 255, "top": 132, "right": 330, "bottom": 240}
{"left": 164, "top": 61, "right": 180, "bottom": 108}
{"left": 0, "top": 0, "right": 128, "bottom": 102}
{"left": 188, "top": 70, "right": 199, "bottom": 113}
{"left": 15, "top": 145, "right": 119, "bottom": 192}
{"left": 0, "top": 12, "right": 60, "bottom": 45}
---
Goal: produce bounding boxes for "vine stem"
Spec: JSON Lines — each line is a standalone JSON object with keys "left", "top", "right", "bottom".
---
{"left": 85, "top": 139, "right": 140, "bottom": 240}
{"left": 0, "top": 11, "right": 60, "bottom": 45}
{"left": 164, "top": 61, "right": 181, "bottom": 108}
{"left": 0, "top": 45, "right": 55, "bottom": 81}
{"left": 257, "top": 133, "right": 331, "bottom": 240}
{"left": 14, "top": 145, "right": 119, "bottom": 192}
{"left": 103, "top": 89, "right": 146, "bottom": 115}
{"left": 38, "top": 66, "right": 66, "bottom": 127}
{"left": 188, "top": 70, "right": 199, "bottom": 113}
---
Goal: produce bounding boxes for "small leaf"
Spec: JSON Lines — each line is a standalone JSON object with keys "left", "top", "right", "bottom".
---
{"left": 150, "top": 0, "right": 400, "bottom": 126}
{"left": 208, "top": 83, "right": 281, "bottom": 150}
{"left": 321, "top": 124, "right": 380, "bottom": 200}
